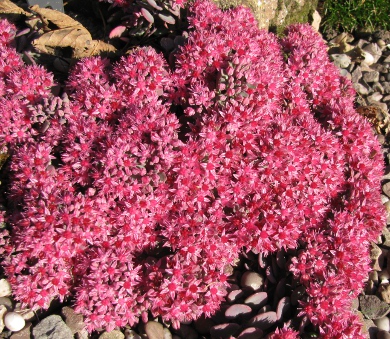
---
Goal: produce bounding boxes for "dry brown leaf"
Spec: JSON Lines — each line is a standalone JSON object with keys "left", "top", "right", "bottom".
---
{"left": 0, "top": 0, "right": 29, "bottom": 16}
{"left": 30, "top": 5, "right": 83, "bottom": 29}
{"left": 32, "top": 27, "right": 92, "bottom": 54}
{"left": 73, "top": 40, "right": 117, "bottom": 58}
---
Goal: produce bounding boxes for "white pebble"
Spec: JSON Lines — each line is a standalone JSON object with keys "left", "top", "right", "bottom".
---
{"left": 4, "top": 312, "right": 25, "bottom": 332}
{"left": 374, "top": 316, "right": 390, "bottom": 332}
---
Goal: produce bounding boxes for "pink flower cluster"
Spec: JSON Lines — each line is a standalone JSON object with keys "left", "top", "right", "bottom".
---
{"left": 0, "top": 1, "right": 386, "bottom": 337}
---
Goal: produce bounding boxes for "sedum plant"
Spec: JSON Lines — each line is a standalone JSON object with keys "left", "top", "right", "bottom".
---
{"left": 0, "top": 0, "right": 386, "bottom": 337}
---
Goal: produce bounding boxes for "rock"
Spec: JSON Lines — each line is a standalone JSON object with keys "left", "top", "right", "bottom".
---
{"left": 99, "top": 330, "right": 125, "bottom": 339}
{"left": 61, "top": 306, "right": 86, "bottom": 336}
{"left": 247, "top": 311, "right": 277, "bottom": 330}
{"left": 363, "top": 317, "right": 379, "bottom": 339}
{"left": 276, "top": 297, "right": 290, "bottom": 321}
{"left": 383, "top": 95, "right": 390, "bottom": 102}
{"left": 32, "top": 315, "right": 73, "bottom": 339}
{"left": 311, "top": 10, "right": 321, "bottom": 32}
{"left": 378, "top": 284, "right": 390, "bottom": 303}
{"left": 0, "top": 279, "right": 12, "bottom": 297}
{"left": 145, "top": 321, "right": 164, "bottom": 339}
{"left": 371, "top": 64, "right": 389, "bottom": 74}
{"left": 364, "top": 43, "right": 383, "bottom": 63}
{"left": 4, "top": 312, "right": 25, "bottom": 332}
{"left": 237, "top": 327, "right": 264, "bottom": 339}
{"left": 362, "top": 52, "right": 376, "bottom": 66}
{"left": 240, "top": 272, "right": 264, "bottom": 292}
{"left": 244, "top": 292, "right": 268, "bottom": 311}
{"left": 382, "top": 228, "right": 390, "bottom": 248}
{"left": 194, "top": 315, "right": 215, "bottom": 335}
{"left": 10, "top": 322, "right": 32, "bottom": 339}
{"left": 354, "top": 83, "right": 370, "bottom": 96}
{"left": 374, "top": 317, "right": 390, "bottom": 331}
{"left": 371, "top": 242, "right": 384, "bottom": 271}
{"left": 124, "top": 329, "right": 142, "bottom": 339}
{"left": 0, "top": 297, "right": 13, "bottom": 310}
{"left": 383, "top": 182, "right": 390, "bottom": 198}
{"left": 330, "top": 54, "right": 351, "bottom": 69}
{"left": 367, "top": 92, "right": 383, "bottom": 104}
{"left": 225, "top": 304, "right": 252, "bottom": 320}
{"left": 339, "top": 68, "right": 351, "bottom": 80}
{"left": 373, "top": 82, "right": 385, "bottom": 94}
{"left": 383, "top": 82, "right": 390, "bottom": 94}
{"left": 377, "top": 330, "right": 390, "bottom": 339}
{"left": 173, "top": 324, "right": 197, "bottom": 339}
{"left": 210, "top": 323, "right": 241, "bottom": 338}
{"left": 163, "top": 328, "right": 172, "bottom": 339}
{"left": 352, "top": 66, "right": 363, "bottom": 83}
{"left": 227, "top": 289, "right": 245, "bottom": 303}
{"left": 364, "top": 71, "right": 380, "bottom": 83}
{"left": 0, "top": 305, "right": 7, "bottom": 333}
{"left": 360, "top": 295, "right": 390, "bottom": 319}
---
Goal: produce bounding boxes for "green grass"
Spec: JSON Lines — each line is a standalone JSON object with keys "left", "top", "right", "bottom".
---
{"left": 321, "top": 0, "right": 390, "bottom": 33}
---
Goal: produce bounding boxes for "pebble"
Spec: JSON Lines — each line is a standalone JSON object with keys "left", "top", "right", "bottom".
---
{"left": 32, "top": 315, "right": 73, "bottom": 339}
{"left": 144, "top": 321, "right": 164, "bottom": 339}
{"left": 4, "top": 312, "right": 25, "bottom": 332}
{"left": 240, "top": 272, "right": 264, "bottom": 292}
{"left": 374, "top": 317, "right": 390, "bottom": 331}
{"left": 210, "top": 323, "right": 241, "bottom": 339}
{"left": 330, "top": 54, "right": 351, "bottom": 68}
{"left": 99, "top": 330, "right": 125, "bottom": 339}
{"left": 364, "top": 71, "right": 380, "bottom": 83}
{"left": 247, "top": 311, "right": 277, "bottom": 330}
{"left": 0, "top": 305, "right": 7, "bottom": 333}
{"left": 61, "top": 306, "right": 86, "bottom": 336}
{"left": 9, "top": 322, "right": 32, "bottom": 339}
{"left": 377, "top": 330, "right": 390, "bottom": 339}
{"left": 0, "top": 297, "right": 13, "bottom": 310}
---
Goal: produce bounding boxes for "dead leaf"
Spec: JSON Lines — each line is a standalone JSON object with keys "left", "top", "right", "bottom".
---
{"left": 32, "top": 27, "right": 91, "bottom": 54}
{"left": 73, "top": 39, "right": 117, "bottom": 58}
{"left": 29, "top": 5, "right": 83, "bottom": 30}
{"left": 0, "top": 0, "right": 29, "bottom": 16}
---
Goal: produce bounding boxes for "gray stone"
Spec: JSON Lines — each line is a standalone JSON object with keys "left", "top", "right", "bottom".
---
{"left": 360, "top": 295, "right": 390, "bottom": 319}
{"left": 99, "top": 330, "right": 125, "bottom": 339}
{"left": 377, "top": 330, "right": 390, "bottom": 339}
{"left": 330, "top": 54, "right": 351, "bottom": 69}
{"left": 364, "top": 43, "right": 383, "bottom": 63}
{"left": 383, "top": 95, "right": 390, "bottom": 102}
{"left": 144, "top": 321, "right": 164, "bottom": 339}
{"left": 354, "top": 83, "right": 370, "bottom": 96}
{"left": 371, "top": 63, "right": 389, "bottom": 74}
{"left": 352, "top": 66, "right": 363, "bottom": 83}
{"left": 373, "top": 82, "right": 385, "bottom": 94}
{"left": 32, "top": 315, "right": 73, "bottom": 339}
{"left": 383, "top": 82, "right": 390, "bottom": 94}
{"left": 364, "top": 71, "right": 380, "bottom": 83}
{"left": 61, "top": 306, "right": 86, "bottom": 336}
{"left": 367, "top": 92, "right": 383, "bottom": 104}
{"left": 124, "top": 329, "right": 142, "bottom": 339}
{"left": 0, "top": 297, "right": 13, "bottom": 310}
